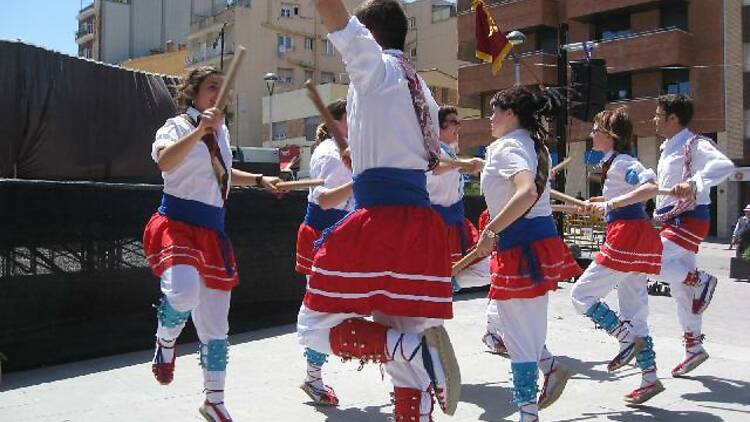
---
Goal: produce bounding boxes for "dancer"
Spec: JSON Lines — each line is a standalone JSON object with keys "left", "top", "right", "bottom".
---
{"left": 144, "top": 66, "right": 280, "bottom": 421}
{"left": 570, "top": 108, "right": 664, "bottom": 404}
{"left": 295, "top": 99, "right": 353, "bottom": 406}
{"left": 296, "top": 0, "right": 462, "bottom": 420}
{"left": 427, "top": 105, "right": 482, "bottom": 292}
{"left": 475, "top": 87, "right": 581, "bottom": 421}
{"left": 651, "top": 94, "right": 734, "bottom": 377}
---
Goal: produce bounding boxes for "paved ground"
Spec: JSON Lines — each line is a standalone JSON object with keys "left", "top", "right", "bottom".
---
{"left": 1, "top": 241, "right": 749, "bottom": 421}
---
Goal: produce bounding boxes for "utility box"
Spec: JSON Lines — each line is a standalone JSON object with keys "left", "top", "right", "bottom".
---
{"left": 231, "top": 147, "right": 280, "bottom": 177}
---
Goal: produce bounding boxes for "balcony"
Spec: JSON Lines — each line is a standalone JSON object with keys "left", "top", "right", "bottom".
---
{"left": 457, "top": 0, "right": 559, "bottom": 61}
{"left": 191, "top": 0, "right": 250, "bottom": 33}
{"left": 567, "top": 0, "right": 661, "bottom": 22}
{"left": 75, "top": 24, "right": 95, "bottom": 44}
{"left": 78, "top": 2, "right": 95, "bottom": 20}
{"left": 458, "top": 52, "right": 558, "bottom": 106}
{"left": 568, "top": 28, "right": 694, "bottom": 73}
{"left": 186, "top": 48, "right": 235, "bottom": 67}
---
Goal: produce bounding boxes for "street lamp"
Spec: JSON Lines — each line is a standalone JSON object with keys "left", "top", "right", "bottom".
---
{"left": 264, "top": 72, "right": 278, "bottom": 143}
{"left": 506, "top": 30, "right": 526, "bottom": 86}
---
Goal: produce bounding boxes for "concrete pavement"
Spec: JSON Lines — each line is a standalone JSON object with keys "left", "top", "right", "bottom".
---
{"left": 1, "top": 242, "right": 748, "bottom": 421}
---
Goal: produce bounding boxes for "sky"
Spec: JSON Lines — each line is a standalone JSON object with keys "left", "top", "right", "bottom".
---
{"left": 0, "top": 0, "right": 83, "bottom": 56}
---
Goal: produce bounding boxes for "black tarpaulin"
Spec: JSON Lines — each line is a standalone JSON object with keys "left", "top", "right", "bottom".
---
{"left": 0, "top": 40, "right": 179, "bottom": 182}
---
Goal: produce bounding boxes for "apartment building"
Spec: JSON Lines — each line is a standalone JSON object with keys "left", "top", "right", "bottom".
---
{"left": 75, "top": 0, "right": 212, "bottom": 63}
{"left": 457, "top": 0, "right": 747, "bottom": 237}
{"left": 404, "top": 0, "right": 473, "bottom": 78}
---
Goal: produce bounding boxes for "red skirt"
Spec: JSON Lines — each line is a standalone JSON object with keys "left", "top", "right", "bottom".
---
{"left": 143, "top": 213, "right": 239, "bottom": 291}
{"left": 446, "top": 218, "right": 480, "bottom": 265}
{"left": 489, "top": 237, "right": 581, "bottom": 300}
{"left": 304, "top": 205, "right": 453, "bottom": 319}
{"left": 660, "top": 217, "right": 710, "bottom": 253}
{"left": 596, "top": 219, "right": 662, "bottom": 274}
{"left": 295, "top": 223, "right": 320, "bottom": 275}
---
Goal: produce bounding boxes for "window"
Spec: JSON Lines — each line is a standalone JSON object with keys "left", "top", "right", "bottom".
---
{"left": 408, "top": 17, "right": 417, "bottom": 30}
{"left": 304, "top": 37, "right": 314, "bottom": 50}
{"left": 662, "top": 69, "right": 690, "bottom": 95}
{"left": 607, "top": 72, "right": 632, "bottom": 101}
{"left": 272, "top": 121, "right": 288, "bottom": 140}
{"left": 278, "top": 67, "right": 294, "bottom": 84}
{"left": 304, "top": 70, "right": 314, "bottom": 83}
{"left": 320, "top": 72, "right": 335, "bottom": 84}
{"left": 304, "top": 116, "right": 321, "bottom": 141}
{"left": 536, "top": 27, "right": 557, "bottom": 54}
{"left": 662, "top": 1, "right": 688, "bottom": 31}
{"left": 323, "top": 39, "right": 335, "bottom": 56}
{"left": 281, "top": 3, "right": 298, "bottom": 17}
{"left": 277, "top": 35, "right": 293, "bottom": 56}
{"left": 595, "top": 14, "right": 632, "bottom": 40}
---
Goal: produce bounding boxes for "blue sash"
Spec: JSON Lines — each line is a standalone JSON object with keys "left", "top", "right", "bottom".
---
{"left": 656, "top": 204, "right": 710, "bottom": 221}
{"left": 433, "top": 200, "right": 468, "bottom": 253}
{"left": 314, "top": 168, "right": 429, "bottom": 251}
{"left": 353, "top": 168, "right": 430, "bottom": 209}
{"left": 605, "top": 203, "right": 648, "bottom": 224}
{"left": 158, "top": 193, "right": 233, "bottom": 276}
{"left": 497, "top": 215, "right": 559, "bottom": 283}
{"left": 304, "top": 202, "right": 348, "bottom": 231}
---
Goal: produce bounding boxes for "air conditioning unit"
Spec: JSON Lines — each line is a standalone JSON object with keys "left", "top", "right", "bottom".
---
{"left": 231, "top": 146, "right": 280, "bottom": 176}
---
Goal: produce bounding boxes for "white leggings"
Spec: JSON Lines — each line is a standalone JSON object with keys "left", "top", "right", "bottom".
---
{"left": 156, "top": 264, "right": 231, "bottom": 344}
{"left": 651, "top": 238, "right": 702, "bottom": 335}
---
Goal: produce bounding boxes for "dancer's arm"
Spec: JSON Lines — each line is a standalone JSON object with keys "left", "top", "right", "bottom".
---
{"left": 475, "top": 170, "right": 538, "bottom": 257}
{"left": 156, "top": 108, "right": 222, "bottom": 172}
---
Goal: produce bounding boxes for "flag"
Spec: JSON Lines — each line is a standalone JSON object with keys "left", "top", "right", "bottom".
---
{"left": 473, "top": 0, "right": 512, "bottom": 75}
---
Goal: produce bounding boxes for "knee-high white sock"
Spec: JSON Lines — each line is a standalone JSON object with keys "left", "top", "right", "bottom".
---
{"left": 204, "top": 370, "right": 226, "bottom": 404}
{"left": 538, "top": 346, "right": 555, "bottom": 375}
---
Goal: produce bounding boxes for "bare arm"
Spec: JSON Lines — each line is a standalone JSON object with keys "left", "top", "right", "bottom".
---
{"left": 475, "top": 170, "right": 538, "bottom": 257}
{"left": 313, "top": 0, "right": 350, "bottom": 32}
{"left": 610, "top": 181, "right": 658, "bottom": 209}
{"left": 231, "top": 168, "right": 281, "bottom": 192}
{"left": 318, "top": 181, "right": 353, "bottom": 210}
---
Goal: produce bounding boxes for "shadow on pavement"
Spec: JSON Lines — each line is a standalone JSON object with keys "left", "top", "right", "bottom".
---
{"left": 0, "top": 323, "right": 296, "bottom": 391}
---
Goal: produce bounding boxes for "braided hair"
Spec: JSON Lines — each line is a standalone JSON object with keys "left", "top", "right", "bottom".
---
{"left": 490, "top": 86, "right": 559, "bottom": 195}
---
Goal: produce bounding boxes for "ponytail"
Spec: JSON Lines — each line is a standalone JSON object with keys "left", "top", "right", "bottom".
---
{"left": 314, "top": 98, "right": 347, "bottom": 146}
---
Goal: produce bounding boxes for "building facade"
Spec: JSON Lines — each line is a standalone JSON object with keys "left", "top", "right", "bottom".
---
{"left": 457, "top": 0, "right": 748, "bottom": 237}
{"left": 76, "top": 0, "right": 212, "bottom": 64}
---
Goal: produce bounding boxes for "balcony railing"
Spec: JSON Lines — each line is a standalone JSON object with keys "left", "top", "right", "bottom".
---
{"left": 192, "top": 0, "right": 251, "bottom": 26}
{"left": 186, "top": 47, "right": 235, "bottom": 66}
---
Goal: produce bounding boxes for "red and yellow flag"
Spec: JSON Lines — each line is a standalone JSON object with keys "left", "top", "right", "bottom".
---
{"left": 473, "top": 0, "right": 512, "bottom": 75}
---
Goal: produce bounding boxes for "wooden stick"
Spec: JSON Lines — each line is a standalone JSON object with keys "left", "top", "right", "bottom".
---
{"left": 215, "top": 45, "right": 246, "bottom": 110}
{"left": 550, "top": 157, "right": 572, "bottom": 175}
{"left": 657, "top": 189, "right": 673, "bottom": 196}
{"left": 275, "top": 179, "right": 324, "bottom": 190}
{"left": 452, "top": 249, "right": 480, "bottom": 276}
{"left": 551, "top": 204, "right": 580, "bottom": 214}
{"left": 305, "top": 80, "right": 348, "bottom": 152}
{"left": 439, "top": 158, "right": 475, "bottom": 171}
{"left": 550, "top": 189, "right": 587, "bottom": 208}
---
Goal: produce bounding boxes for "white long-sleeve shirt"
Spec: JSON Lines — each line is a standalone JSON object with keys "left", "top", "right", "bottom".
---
{"left": 427, "top": 142, "right": 463, "bottom": 207}
{"left": 601, "top": 151, "right": 656, "bottom": 200}
{"left": 327, "top": 16, "right": 439, "bottom": 176}
{"left": 151, "top": 107, "right": 232, "bottom": 207}
{"left": 307, "top": 138, "right": 354, "bottom": 211}
{"left": 656, "top": 128, "right": 734, "bottom": 210}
